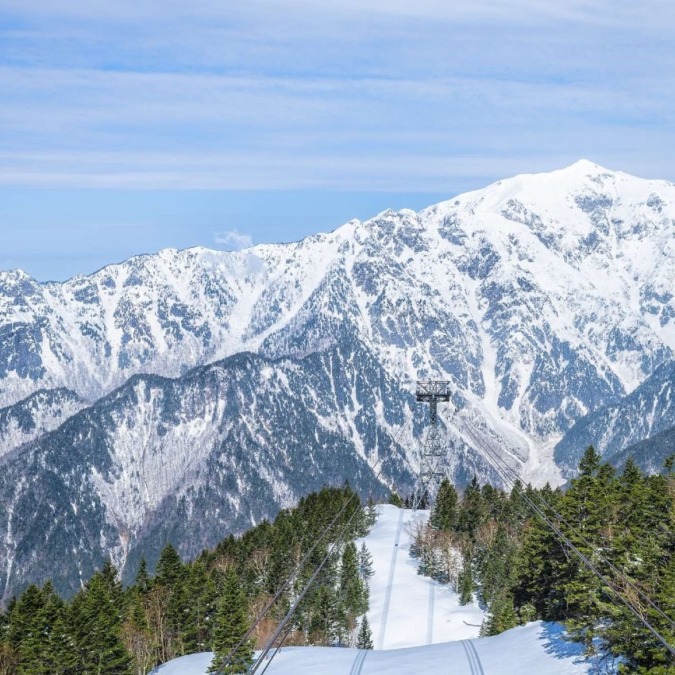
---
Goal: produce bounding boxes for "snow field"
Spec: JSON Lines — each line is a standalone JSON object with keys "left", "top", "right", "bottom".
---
{"left": 152, "top": 505, "right": 602, "bottom": 673}
{"left": 359, "top": 505, "right": 484, "bottom": 650}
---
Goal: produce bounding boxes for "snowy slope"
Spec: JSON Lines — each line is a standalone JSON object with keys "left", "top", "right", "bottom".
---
{"left": 359, "top": 505, "right": 484, "bottom": 650}
{"left": 0, "top": 387, "right": 84, "bottom": 459}
{"left": 151, "top": 507, "right": 601, "bottom": 674}
{"left": 1, "top": 161, "right": 673, "bottom": 482}
{"left": 150, "top": 624, "right": 598, "bottom": 675}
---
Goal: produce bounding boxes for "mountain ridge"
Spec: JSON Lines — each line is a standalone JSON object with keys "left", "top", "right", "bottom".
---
{"left": 1, "top": 160, "right": 674, "bottom": 598}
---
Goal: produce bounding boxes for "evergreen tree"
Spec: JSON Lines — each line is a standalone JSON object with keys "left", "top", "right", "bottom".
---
{"left": 155, "top": 544, "right": 184, "bottom": 589}
{"left": 388, "top": 491, "right": 404, "bottom": 508}
{"left": 154, "top": 544, "right": 189, "bottom": 656}
{"left": 70, "top": 567, "right": 132, "bottom": 674}
{"left": 458, "top": 554, "right": 474, "bottom": 605}
{"left": 135, "top": 557, "right": 150, "bottom": 595}
{"left": 559, "top": 449, "right": 617, "bottom": 650}
{"left": 308, "top": 585, "right": 344, "bottom": 646}
{"left": 479, "top": 523, "right": 516, "bottom": 607}
{"left": 209, "top": 567, "right": 253, "bottom": 674}
{"left": 356, "top": 616, "right": 373, "bottom": 650}
{"left": 182, "top": 561, "right": 218, "bottom": 654}
{"left": 456, "top": 476, "right": 486, "bottom": 538}
{"left": 358, "top": 543, "right": 374, "bottom": 582}
{"left": 340, "top": 542, "right": 368, "bottom": 617}
{"left": 15, "top": 583, "right": 51, "bottom": 674}
{"left": 430, "top": 479, "right": 458, "bottom": 531}
{"left": 7, "top": 584, "right": 44, "bottom": 649}
{"left": 481, "top": 593, "right": 518, "bottom": 636}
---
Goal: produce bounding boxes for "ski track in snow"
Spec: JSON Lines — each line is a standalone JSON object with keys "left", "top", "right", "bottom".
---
{"left": 151, "top": 506, "right": 608, "bottom": 674}
{"left": 462, "top": 639, "right": 486, "bottom": 675}
{"left": 376, "top": 507, "right": 404, "bottom": 650}
{"left": 348, "top": 649, "right": 369, "bottom": 675}
{"left": 427, "top": 583, "right": 435, "bottom": 645}
{"left": 363, "top": 505, "right": 484, "bottom": 651}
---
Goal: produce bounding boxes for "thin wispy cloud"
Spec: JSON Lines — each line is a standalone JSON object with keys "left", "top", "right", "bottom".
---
{"left": 0, "top": 1, "right": 673, "bottom": 190}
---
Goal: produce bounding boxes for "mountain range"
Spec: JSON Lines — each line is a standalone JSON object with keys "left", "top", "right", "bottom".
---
{"left": 1, "top": 159, "right": 674, "bottom": 599}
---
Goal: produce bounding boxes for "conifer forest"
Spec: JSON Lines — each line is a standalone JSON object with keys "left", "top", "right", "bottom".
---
{"left": 1, "top": 451, "right": 673, "bottom": 674}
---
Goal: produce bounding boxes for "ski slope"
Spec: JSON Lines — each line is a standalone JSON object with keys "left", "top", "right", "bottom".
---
{"left": 152, "top": 505, "right": 606, "bottom": 673}
{"left": 152, "top": 622, "right": 598, "bottom": 674}
{"left": 359, "top": 505, "right": 485, "bottom": 649}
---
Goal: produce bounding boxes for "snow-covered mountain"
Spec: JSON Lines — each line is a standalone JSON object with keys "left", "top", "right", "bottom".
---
{"left": 2, "top": 161, "right": 673, "bottom": 446}
{"left": 608, "top": 425, "right": 675, "bottom": 474}
{"left": 0, "top": 342, "right": 503, "bottom": 602}
{"left": 1, "top": 160, "right": 674, "bottom": 597}
{"left": 0, "top": 387, "right": 84, "bottom": 460}
{"left": 555, "top": 359, "right": 675, "bottom": 474}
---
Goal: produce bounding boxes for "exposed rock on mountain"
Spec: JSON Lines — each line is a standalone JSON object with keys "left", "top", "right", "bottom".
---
{"left": 1, "top": 160, "right": 674, "bottom": 597}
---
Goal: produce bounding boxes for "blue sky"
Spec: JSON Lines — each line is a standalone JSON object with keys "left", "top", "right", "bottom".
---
{"left": 1, "top": 0, "right": 674, "bottom": 280}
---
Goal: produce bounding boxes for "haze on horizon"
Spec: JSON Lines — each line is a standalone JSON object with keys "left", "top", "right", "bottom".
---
{"left": 1, "top": 0, "right": 674, "bottom": 280}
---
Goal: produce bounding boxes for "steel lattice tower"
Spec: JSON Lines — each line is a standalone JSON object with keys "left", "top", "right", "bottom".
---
{"left": 412, "top": 380, "right": 451, "bottom": 510}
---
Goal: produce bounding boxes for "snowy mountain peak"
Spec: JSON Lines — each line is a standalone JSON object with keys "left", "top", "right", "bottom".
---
{"left": 1, "top": 161, "right": 675, "bottom": 603}
{"left": 0, "top": 161, "right": 673, "bottom": 480}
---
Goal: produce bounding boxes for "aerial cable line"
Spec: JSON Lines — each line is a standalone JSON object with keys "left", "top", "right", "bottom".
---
{"left": 215, "top": 417, "right": 411, "bottom": 674}
{"left": 455, "top": 414, "right": 675, "bottom": 631}
{"left": 213, "top": 483, "right": 371, "bottom": 674}
{"left": 452, "top": 413, "right": 675, "bottom": 659}
{"left": 257, "top": 619, "right": 295, "bottom": 675}
{"left": 248, "top": 419, "right": 414, "bottom": 673}
{"left": 458, "top": 416, "right": 675, "bottom": 643}
{"left": 249, "top": 479, "right": 373, "bottom": 674}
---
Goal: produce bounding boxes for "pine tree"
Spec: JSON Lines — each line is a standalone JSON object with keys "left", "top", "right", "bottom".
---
{"left": 479, "top": 523, "right": 514, "bottom": 606}
{"left": 559, "top": 449, "right": 617, "bottom": 650}
{"left": 388, "top": 491, "right": 404, "bottom": 508}
{"left": 15, "top": 583, "right": 52, "bottom": 674}
{"left": 308, "top": 585, "right": 343, "bottom": 646}
{"left": 135, "top": 557, "right": 150, "bottom": 595}
{"left": 7, "top": 584, "right": 44, "bottom": 649}
{"left": 458, "top": 553, "right": 474, "bottom": 605}
{"left": 209, "top": 567, "right": 252, "bottom": 674}
{"left": 365, "top": 497, "right": 378, "bottom": 529}
{"left": 154, "top": 544, "right": 189, "bottom": 657}
{"left": 430, "top": 479, "right": 458, "bottom": 531}
{"left": 456, "top": 476, "right": 486, "bottom": 538}
{"left": 182, "top": 561, "right": 218, "bottom": 654}
{"left": 340, "top": 542, "right": 368, "bottom": 617}
{"left": 155, "top": 544, "right": 184, "bottom": 589}
{"left": 358, "top": 543, "right": 375, "bottom": 582}
{"left": 481, "top": 593, "right": 518, "bottom": 636}
{"left": 356, "top": 616, "right": 373, "bottom": 650}
{"left": 70, "top": 567, "right": 132, "bottom": 674}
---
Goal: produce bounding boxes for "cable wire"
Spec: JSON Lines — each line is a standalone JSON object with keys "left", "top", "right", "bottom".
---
{"left": 455, "top": 414, "right": 675, "bottom": 630}
{"left": 249, "top": 487, "right": 368, "bottom": 673}
{"left": 452, "top": 413, "right": 675, "bottom": 659}
{"left": 215, "top": 415, "right": 410, "bottom": 674}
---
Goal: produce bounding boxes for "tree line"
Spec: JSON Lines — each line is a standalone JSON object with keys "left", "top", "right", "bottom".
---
{"left": 0, "top": 483, "right": 376, "bottom": 674}
{"left": 409, "top": 448, "right": 675, "bottom": 674}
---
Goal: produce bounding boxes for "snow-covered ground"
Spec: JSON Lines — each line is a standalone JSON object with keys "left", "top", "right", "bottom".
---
{"left": 152, "top": 506, "right": 606, "bottom": 673}
{"left": 358, "top": 505, "right": 484, "bottom": 649}
{"left": 152, "top": 622, "right": 596, "bottom": 674}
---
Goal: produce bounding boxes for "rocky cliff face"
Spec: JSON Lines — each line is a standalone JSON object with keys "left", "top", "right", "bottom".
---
{"left": 555, "top": 360, "right": 675, "bottom": 475}
{"left": 1, "top": 160, "right": 674, "bottom": 598}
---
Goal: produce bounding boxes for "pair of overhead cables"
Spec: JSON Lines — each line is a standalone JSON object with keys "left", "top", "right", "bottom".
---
{"left": 452, "top": 412, "right": 675, "bottom": 661}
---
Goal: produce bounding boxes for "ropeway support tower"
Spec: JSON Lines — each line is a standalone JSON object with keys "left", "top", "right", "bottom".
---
{"left": 412, "top": 380, "right": 451, "bottom": 510}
